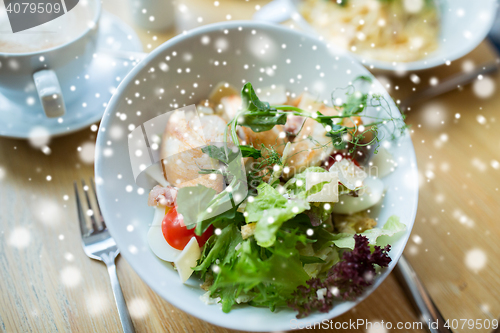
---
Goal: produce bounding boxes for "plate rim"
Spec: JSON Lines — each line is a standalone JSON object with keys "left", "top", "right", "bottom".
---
{"left": 95, "top": 20, "right": 420, "bottom": 332}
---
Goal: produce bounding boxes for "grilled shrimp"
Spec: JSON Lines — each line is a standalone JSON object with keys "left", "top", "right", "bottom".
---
{"left": 160, "top": 111, "right": 228, "bottom": 193}
{"left": 238, "top": 125, "right": 287, "bottom": 155}
{"left": 283, "top": 93, "right": 339, "bottom": 179}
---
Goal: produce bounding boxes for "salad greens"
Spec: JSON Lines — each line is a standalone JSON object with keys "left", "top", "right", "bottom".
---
{"left": 195, "top": 224, "right": 311, "bottom": 312}
{"left": 173, "top": 78, "right": 408, "bottom": 317}
{"left": 331, "top": 215, "right": 406, "bottom": 250}
{"left": 248, "top": 182, "right": 311, "bottom": 247}
{"left": 289, "top": 234, "right": 392, "bottom": 318}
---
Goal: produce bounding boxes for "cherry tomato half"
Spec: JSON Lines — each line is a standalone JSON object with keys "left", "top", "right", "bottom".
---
{"left": 161, "top": 207, "right": 213, "bottom": 250}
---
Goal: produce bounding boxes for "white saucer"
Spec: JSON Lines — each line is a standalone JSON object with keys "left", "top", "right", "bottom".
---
{"left": 0, "top": 12, "right": 144, "bottom": 139}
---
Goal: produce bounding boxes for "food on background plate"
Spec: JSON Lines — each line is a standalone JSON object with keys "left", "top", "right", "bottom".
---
{"left": 145, "top": 77, "right": 407, "bottom": 318}
{"left": 300, "top": 0, "right": 440, "bottom": 63}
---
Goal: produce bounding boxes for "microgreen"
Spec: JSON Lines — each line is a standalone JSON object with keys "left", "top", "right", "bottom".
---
{"left": 229, "top": 78, "right": 407, "bottom": 159}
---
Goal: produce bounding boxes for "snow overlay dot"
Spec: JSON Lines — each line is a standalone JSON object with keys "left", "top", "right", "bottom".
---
{"left": 476, "top": 115, "right": 487, "bottom": 125}
{"left": 201, "top": 35, "right": 210, "bottom": 45}
{"left": 8, "top": 227, "right": 31, "bottom": 249}
{"left": 462, "top": 60, "right": 475, "bottom": 73}
{"left": 34, "top": 199, "right": 62, "bottom": 226}
{"left": 473, "top": 77, "right": 495, "bottom": 99}
{"left": 60, "top": 266, "right": 82, "bottom": 288}
{"left": 421, "top": 103, "right": 447, "bottom": 128}
{"left": 79, "top": 142, "right": 96, "bottom": 164}
{"left": 109, "top": 125, "right": 124, "bottom": 140}
{"left": 465, "top": 249, "right": 487, "bottom": 272}
{"left": 86, "top": 292, "right": 109, "bottom": 315}
{"left": 28, "top": 126, "right": 50, "bottom": 148}
{"left": 412, "top": 235, "right": 422, "bottom": 244}
{"left": 129, "top": 298, "right": 150, "bottom": 319}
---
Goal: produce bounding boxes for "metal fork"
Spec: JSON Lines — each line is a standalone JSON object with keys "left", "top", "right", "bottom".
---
{"left": 74, "top": 179, "right": 136, "bottom": 333}
{"left": 394, "top": 255, "right": 452, "bottom": 333}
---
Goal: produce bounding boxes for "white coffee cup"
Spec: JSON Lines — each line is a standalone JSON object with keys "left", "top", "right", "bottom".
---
{"left": 0, "top": 0, "right": 101, "bottom": 118}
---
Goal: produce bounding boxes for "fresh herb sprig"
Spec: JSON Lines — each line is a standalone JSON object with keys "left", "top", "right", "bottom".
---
{"left": 245, "top": 144, "right": 282, "bottom": 193}
{"left": 228, "top": 77, "right": 407, "bottom": 157}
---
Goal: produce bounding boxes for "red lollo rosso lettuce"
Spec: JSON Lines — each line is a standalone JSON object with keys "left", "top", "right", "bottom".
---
{"left": 288, "top": 234, "right": 392, "bottom": 318}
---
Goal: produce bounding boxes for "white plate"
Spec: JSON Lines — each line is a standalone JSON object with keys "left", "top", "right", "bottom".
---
{"left": 254, "top": 0, "right": 497, "bottom": 71}
{"left": 0, "top": 12, "right": 143, "bottom": 139}
{"left": 95, "top": 21, "right": 419, "bottom": 332}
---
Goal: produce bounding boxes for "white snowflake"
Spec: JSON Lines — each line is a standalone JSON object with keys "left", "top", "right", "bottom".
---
{"left": 34, "top": 199, "right": 63, "bottom": 226}
{"left": 86, "top": 292, "right": 109, "bottom": 315}
{"left": 8, "top": 227, "right": 31, "bottom": 249}
{"left": 473, "top": 77, "right": 495, "bottom": 99}
{"left": 464, "top": 249, "right": 487, "bottom": 272}
{"left": 60, "top": 266, "right": 82, "bottom": 288}
{"left": 28, "top": 126, "right": 50, "bottom": 148}
{"left": 129, "top": 298, "right": 150, "bottom": 319}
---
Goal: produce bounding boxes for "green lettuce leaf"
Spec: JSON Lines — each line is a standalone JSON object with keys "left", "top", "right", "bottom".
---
{"left": 244, "top": 182, "right": 289, "bottom": 223}
{"left": 284, "top": 167, "right": 334, "bottom": 225}
{"left": 332, "top": 215, "right": 406, "bottom": 249}
{"left": 245, "top": 182, "right": 311, "bottom": 247}
{"left": 177, "top": 182, "right": 245, "bottom": 235}
{"left": 194, "top": 224, "right": 243, "bottom": 275}
{"left": 284, "top": 166, "right": 327, "bottom": 194}
{"left": 208, "top": 228, "right": 310, "bottom": 312}
{"left": 299, "top": 256, "right": 326, "bottom": 264}
{"left": 196, "top": 207, "right": 245, "bottom": 236}
{"left": 254, "top": 200, "right": 310, "bottom": 248}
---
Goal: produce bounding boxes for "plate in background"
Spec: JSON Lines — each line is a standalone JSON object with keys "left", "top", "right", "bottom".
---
{"left": 254, "top": 0, "right": 497, "bottom": 71}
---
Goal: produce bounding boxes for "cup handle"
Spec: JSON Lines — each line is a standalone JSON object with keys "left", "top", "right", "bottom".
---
{"left": 33, "top": 69, "right": 66, "bottom": 118}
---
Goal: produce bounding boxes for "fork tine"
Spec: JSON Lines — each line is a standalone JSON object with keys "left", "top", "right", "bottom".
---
{"left": 74, "top": 181, "right": 90, "bottom": 237}
{"left": 81, "top": 179, "right": 99, "bottom": 232}
{"left": 89, "top": 178, "right": 106, "bottom": 230}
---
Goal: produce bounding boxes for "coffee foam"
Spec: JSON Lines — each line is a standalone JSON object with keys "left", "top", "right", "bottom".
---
{"left": 0, "top": 2, "right": 95, "bottom": 54}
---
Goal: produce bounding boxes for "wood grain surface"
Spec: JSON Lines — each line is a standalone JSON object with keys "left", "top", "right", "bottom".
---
{"left": 1, "top": 1, "right": 499, "bottom": 332}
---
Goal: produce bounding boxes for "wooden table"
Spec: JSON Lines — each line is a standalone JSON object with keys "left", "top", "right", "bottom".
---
{"left": 1, "top": 1, "right": 500, "bottom": 332}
